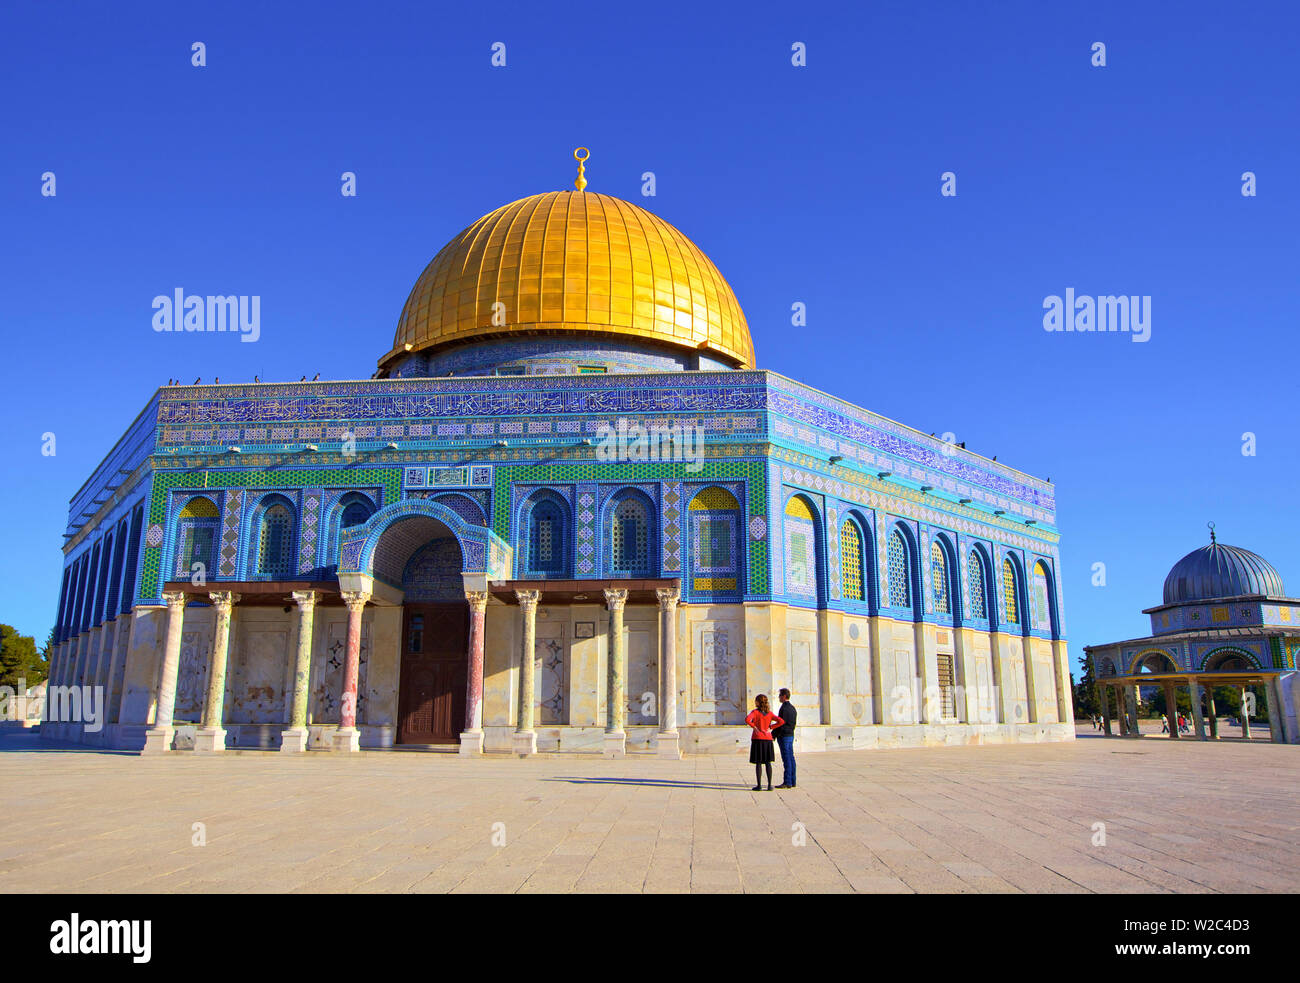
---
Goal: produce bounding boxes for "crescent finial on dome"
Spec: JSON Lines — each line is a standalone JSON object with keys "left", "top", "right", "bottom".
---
{"left": 574, "top": 147, "right": 589, "bottom": 191}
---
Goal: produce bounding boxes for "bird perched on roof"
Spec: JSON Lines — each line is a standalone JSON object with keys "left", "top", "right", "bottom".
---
{"left": 254, "top": 375, "right": 260, "bottom": 383}
{"left": 312, "top": 373, "right": 320, "bottom": 381}
{"left": 214, "top": 376, "right": 220, "bottom": 384}
{"left": 194, "top": 377, "right": 201, "bottom": 385}
{"left": 300, "top": 375, "right": 306, "bottom": 381}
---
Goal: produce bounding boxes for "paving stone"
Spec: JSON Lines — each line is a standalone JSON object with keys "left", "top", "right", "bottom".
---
{"left": 1, "top": 728, "right": 1296, "bottom": 893}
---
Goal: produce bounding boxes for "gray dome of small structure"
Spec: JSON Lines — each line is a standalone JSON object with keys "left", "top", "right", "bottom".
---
{"left": 1162, "top": 535, "right": 1285, "bottom": 604}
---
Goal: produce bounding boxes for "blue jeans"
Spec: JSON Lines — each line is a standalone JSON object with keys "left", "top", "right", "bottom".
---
{"left": 776, "top": 734, "right": 796, "bottom": 786}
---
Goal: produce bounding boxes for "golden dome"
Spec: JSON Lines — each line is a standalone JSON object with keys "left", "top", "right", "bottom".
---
{"left": 382, "top": 190, "right": 753, "bottom": 371}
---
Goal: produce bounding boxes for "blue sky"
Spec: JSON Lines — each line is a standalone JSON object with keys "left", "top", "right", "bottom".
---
{"left": 2, "top": 0, "right": 1296, "bottom": 672}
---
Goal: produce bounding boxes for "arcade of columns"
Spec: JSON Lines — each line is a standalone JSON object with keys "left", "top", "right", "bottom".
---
{"left": 139, "top": 586, "right": 684, "bottom": 758}
{"left": 1095, "top": 675, "right": 1284, "bottom": 742}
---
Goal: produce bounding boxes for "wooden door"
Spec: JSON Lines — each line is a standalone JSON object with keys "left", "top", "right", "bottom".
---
{"left": 398, "top": 603, "right": 468, "bottom": 744}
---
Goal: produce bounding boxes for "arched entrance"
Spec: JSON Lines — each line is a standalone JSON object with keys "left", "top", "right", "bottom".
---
{"left": 338, "top": 498, "right": 510, "bottom": 752}
{"left": 398, "top": 534, "right": 467, "bottom": 744}
{"left": 366, "top": 513, "right": 469, "bottom": 745}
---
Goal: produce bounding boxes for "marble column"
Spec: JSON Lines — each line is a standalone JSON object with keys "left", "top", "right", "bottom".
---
{"left": 1187, "top": 677, "right": 1206, "bottom": 740}
{"left": 1124, "top": 686, "right": 1139, "bottom": 737}
{"left": 513, "top": 590, "right": 541, "bottom": 755}
{"left": 1100, "top": 683, "right": 1113, "bottom": 736}
{"left": 1206, "top": 689, "right": 1219, "bottom": 739}
{"left": 333, "top": 590, "right": 370, "bottom": 752}
{"left": 1239, "top": 686, "right": 1252, "bottom": 739}
{"left": 194, "top": 591, "right": 239, "bottom": 753}
{"left": 1162, "top": 683, "right": 1180, "bottom": 739}
{"left": 141, "top": 591, "right": 189, "bottom": 754}
{"left": 655, "top": 587, "right": 681, "bottom": 759}
{"left": 603, "top": 588, "right": 629, "bottom": 758}
{"left": 460, "top": 590, "right": 490, "bottom": 756}
{"left": 1265, "top": 677, "right": 1283, "bottom": 743}
{"left": 280, "top": 590, "right": 317, "bottom": 753}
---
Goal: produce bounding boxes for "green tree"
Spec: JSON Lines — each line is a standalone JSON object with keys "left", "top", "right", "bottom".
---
{"left": 0, "top": 625, "right": 45, "bottom": 690}
{"left": 1073, "top": 661, "right": 1099, "bottom": 719}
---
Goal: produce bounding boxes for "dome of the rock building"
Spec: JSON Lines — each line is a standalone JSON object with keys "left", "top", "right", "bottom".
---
{"left": 1162, "top": 535, "right": 1285, "bottom": 604}
{"left": 378, "top": 178, "right": 753, "bottom": 375}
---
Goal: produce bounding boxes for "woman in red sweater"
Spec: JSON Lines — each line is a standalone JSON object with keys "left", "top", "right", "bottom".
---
{"left": 746, "top": 694, "right": 785, "bottom": 791}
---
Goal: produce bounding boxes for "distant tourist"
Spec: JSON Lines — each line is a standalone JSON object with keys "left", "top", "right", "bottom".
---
{"left": 746, "top": 694, "right": 785, "bottom": 792}
{"left": 1161, "top": 714, "right": 1169, "bottom": 733}
{"left": 775, "top": 688, "right": 797, "bottom": 789}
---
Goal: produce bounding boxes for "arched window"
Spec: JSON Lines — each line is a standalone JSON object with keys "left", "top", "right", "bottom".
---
{"left": 1002, "top": 557, "right": 1020, "bottom": 625}
{"left": 176, "top": 496, "right": 219, "bottom": 579}
{"left": 688, "top": 486, "right": 741, "bottom": 595}
{"left": 1031, "top": 560, "right": 1051, "bottom": 631}
{"left": 784, "top": 495, "right": 819, "bottom": 601}
{"left": 529, "top": 499, "right": 564, "bottom": 574}
{"left": 341, "top": 499, "right": 373, "bottom": 529}
{"left": 840, "top": 520, "right": 864, "bottom": 602}
{"left": 931, "top": 542, "right": 949, "bottom": 614}
{"left": 611, "top": 496, "right": 651, "bottom": 574}
{"left": 887, "top": 529, "right": 910, "bottom": 608}
{"left": 258, "top": 503, "right": 295, "bottom": 578}
{"left": 968, "top": 549, "right": 987, "bottom": 620}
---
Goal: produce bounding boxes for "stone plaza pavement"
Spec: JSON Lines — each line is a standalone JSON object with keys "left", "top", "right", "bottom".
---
{"left": 2, "top": 728, "right": 1296, "bottom": 894}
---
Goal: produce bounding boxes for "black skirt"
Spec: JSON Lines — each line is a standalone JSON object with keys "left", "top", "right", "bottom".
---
{"left": 749, "top": 738, "right": 775, "bottom": 764}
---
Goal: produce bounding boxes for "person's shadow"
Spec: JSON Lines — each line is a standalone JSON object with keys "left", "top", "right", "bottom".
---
{"left": 543, "top": 777, "right": 752, "bottom": 790}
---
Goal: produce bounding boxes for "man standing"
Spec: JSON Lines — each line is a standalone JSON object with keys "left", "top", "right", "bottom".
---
{"left": 774, "top": 688, "right": 797, "bottom": 789}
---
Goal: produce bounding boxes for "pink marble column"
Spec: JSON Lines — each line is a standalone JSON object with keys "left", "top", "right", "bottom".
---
{"left": 334, "top": 590, "right": 370, "bottom": 752}
{"left": 460, "top": 590, "right": 489, "bottom": 755}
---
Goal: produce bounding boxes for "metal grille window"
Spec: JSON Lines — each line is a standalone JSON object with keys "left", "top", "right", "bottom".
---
{"left": 528, "top": 500, "right": 564, "bottom": 574}
{"left": 701, "top": 518, "right": 731, "bottom": 568}
{"left": 612, "top": 498, "right": 649, "bottom": 573}
{"left": 936, "top": 653, "right": 957, "bottom": 719}
{"left": 887, "top": 529, "right": 910, "bottom": 608}
{"left": 1002, "top": 558, "right": 1020, "bottom": 625}
{"left": 840, "top": 521, "right": 863, "bottom": 602}
{"left": 931, "top": 543, "right": 949, "bottom": 614}
{"left": 258, "top": 504, "right": 295, "bottom": 578}
{"left": 968, "top": 550, "right": 986, "bottom": 619}
{"left": 182, "top": 526, "right": 214, "bottom": 574}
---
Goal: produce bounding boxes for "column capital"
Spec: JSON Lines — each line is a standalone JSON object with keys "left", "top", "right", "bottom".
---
{"left": 655, "top": 586, "right": 680, "bottom": 609}
{"left": 340, "top": 590, "right": 371, "bottom": 613}
{"left": 291, "top": 589, "right": 318, "bottom": 611}
{"left": 465, "top": 589, "right": 490, "bottom": 612}
{"left": 208, "top": 591, "right": 241, "bottom": 613}
{"left": 604, "top": 587, "right": 629, "bottom": 611}
{"left": 162, "top": 590, "right": 188, "bottom": 610}
{"left": 515, "top": 588, "right": 541, "bottom": 610}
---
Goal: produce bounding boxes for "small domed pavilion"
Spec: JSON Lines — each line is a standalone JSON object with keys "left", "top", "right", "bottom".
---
{"left": 1084, "top": 527, "right": 1300, "bottom": 742}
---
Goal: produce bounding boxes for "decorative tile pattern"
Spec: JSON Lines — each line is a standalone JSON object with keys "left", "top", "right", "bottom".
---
{"left": 298, "top": 489, "right": 322, "bottom": 574}
{"left": 661, "top": 481, "right": 681, "bottom": 573}
{"left": 218, "top": 490, "right": 244, "bottom": 577}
